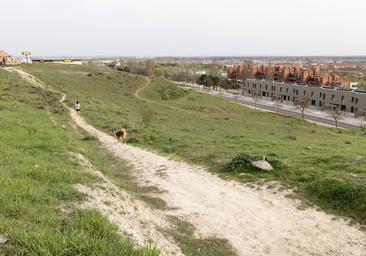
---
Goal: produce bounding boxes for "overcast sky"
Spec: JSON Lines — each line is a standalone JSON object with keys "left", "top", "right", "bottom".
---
{"left": 2, "top": 0, "right": 365, "bottom": 56}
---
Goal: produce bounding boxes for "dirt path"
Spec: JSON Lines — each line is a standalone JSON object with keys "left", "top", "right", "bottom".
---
{"left": 8, "top": 68, "right": 366, "bottom": 256}
{"left": 70, "top": 153, "right": 183, "bottom": 256}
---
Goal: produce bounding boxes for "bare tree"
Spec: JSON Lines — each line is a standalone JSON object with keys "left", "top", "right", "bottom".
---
{"left": 295, "top": 98, "right": 310, "bottom": 119}
{"left": 252, "top": 91, "right": 261, "bottom": 108}
{"left": 240, "top": 60, "right": 253, "bottom": 95}
{"left": 273, "top": 94, "right": 282, "bottom": 110}
{"left": 328, "top": 105, "right": 344, "bottom": 128}
{"left": 127, "top": 60, "right": 136, "bottom": 74}
{"left": 144, "top": 60, "right": 155, "bottom": 77}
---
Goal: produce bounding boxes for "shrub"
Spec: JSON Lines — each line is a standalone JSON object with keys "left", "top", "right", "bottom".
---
{"left": 224, "top": 153, "right": 282, "bottom": 173}
{"left": 307, "top": 178, "right": 364, "bottom": 203}
{"left": 224, "top": 153, "right": 254, "bottom": 172}
{"left": 158, "top": 85, "right": 188, "bottom": 100}
{"left": 287, "top": 135, "right": 297, "bottom": 140}
{"left": 81, "top": 135, "right": 98, "bottom": 141}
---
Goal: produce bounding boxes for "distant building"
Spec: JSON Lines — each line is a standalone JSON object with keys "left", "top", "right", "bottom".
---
{"left": 245, "top": 79, "right": 366, "bottom": 115}
{"left": 228, "top": 64, "right": 351, "bottom": 88}
{"left": 0, "top": 50, "right": 21, "bottom": 65}
{"left": 195, "top": 71, "right": 207, "bottom": 75}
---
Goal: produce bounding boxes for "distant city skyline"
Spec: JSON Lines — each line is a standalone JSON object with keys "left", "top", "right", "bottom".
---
{"left": 2, "top": 0, "right": 366, "bottom": 57}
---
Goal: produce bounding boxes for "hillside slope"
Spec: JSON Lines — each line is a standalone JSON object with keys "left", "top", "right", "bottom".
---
{"left": 0, "top": 68, "right": 161, "bottom": 255}
{"left": 21, "top": 64, "right": 366, "bottom": 223}
{"left": 12, "top": 65, "right": 366, "bottom": 255}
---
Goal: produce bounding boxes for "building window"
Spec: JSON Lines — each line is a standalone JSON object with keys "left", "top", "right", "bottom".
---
{"left": 319, "top": 92, "right": 322, "bottom": 98}
{"left": 332, "top": 95, "right": 335, "bottom": 101}
{"left": 311, "top": 91, "right": 314, "bottom": 97}
{"left": 356, "top": 98, "right": 359, "bottom": 104}
{"left": 296, "top": 90, "right": 299, "bottom": 95}
{"left": 341, "top": 95, "right": 344, "bottom": 102}
{"left": 280, "top": 87, "right": 282, "bottom": 92}
{"left": 286, "top": 88, "right": 289, "bottom": 93}
{"left": 265, "top": 85, "right": 268, "bottom": 90}
{"left": 303, "top": 90, "right": 306, "bottom": 96}
{"left": 352, "top": 97, "right": 355, "bottom": 103}
{"left": 323, "top": 94, "right": 326, "bottom": 100}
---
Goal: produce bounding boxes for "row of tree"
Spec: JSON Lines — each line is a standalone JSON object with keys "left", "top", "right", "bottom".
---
{"left": 118, "top": 60, "right": 155, "bottom": 77}
{"left": 196, "top": 74, "right": 239, "bottom": 91}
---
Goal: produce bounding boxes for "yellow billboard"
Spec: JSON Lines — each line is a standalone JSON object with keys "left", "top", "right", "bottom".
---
{"left": 64, "top": 59, "right": 72, "bottom": 63}
{"left": 22, "top": 51, "right": 32, "bottom": 56}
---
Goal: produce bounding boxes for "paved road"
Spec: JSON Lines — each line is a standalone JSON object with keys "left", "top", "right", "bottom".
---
{"left": 196, "top": 88, "right": 360, "bottom": 130}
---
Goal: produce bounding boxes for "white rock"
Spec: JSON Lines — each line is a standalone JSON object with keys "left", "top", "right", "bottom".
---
{"left": 0, "top": 234, "right": 9, "bottom": 245}
{"left": 251, "top": 160, "right": 273, "bottom": 171}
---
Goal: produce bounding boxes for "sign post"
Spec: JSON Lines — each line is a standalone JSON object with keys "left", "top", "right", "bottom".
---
{"left": 22, "top": 51, "right": 31, "bottom": 64}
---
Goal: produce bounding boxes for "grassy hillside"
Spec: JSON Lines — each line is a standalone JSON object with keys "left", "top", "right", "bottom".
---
{"left": 0, "top": 69, "right": 160, "bottom": 255}
{"left": 22, "top": 64, "right": 366, "bottom": 223}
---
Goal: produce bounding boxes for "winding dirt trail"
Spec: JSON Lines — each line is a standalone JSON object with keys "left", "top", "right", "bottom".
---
{"left": 6, "top": 67, "right": 366, "bottom": 256}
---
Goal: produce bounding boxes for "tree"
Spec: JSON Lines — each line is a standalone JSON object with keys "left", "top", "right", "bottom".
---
{"left": 144, "top": 60, "right": 155, "bottom": 77}
{"left": 252, "top": 91, "right": 261, "bottom": 108}
{"left": 176, "top": 71, "right": 186, "bottom": 83}
{"left": 295, "top": 98, "right": 310, "bottom": 119}
{"left": 240, "top": 60, "right": 253, "bottom": 95}
{"left": 220, "top": 79, "right": 234, "bottom": 92}
{"left": 117, "top": 66, "right": 129, "bottom": 72}
{"left": 197, "top": 74, "right": 211, "bottom": 88}
{"left": 328, "top": 105, "right": 344, "bottom": 128}
{"left": 127, "top": 60, "right": 136, "bottom": 74}
{"left": 273, "top": 94, "right": 282, "bottom": 110}
{"left": 211, "top": 76, "right": 220, "bottom": 90}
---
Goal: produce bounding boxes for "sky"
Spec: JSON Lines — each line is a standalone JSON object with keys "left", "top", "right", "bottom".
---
{"left": 1, "top": 0, "right": 366, "bottom": 57}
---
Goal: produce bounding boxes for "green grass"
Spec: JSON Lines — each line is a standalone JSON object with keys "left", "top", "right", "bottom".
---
{"left": 163, "top": 216, "right": 236, "bottom": 256}
{"left": 0, "top": 68, "right": 160, "bottom": 255}
{"left": 21, "top": 63, "right": 366, "bottom": 223}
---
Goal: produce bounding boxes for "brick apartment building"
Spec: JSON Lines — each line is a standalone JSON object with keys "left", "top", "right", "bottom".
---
{"left": 228, "top": 65, "right": 350, "bottom": 88}
{"left": 0, "top": 50, "right": 21, "bottom": 65}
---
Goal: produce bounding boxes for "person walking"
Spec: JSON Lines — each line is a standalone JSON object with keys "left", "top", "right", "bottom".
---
{"left": 74, "top": 101, "right": 81, "bottom": 115}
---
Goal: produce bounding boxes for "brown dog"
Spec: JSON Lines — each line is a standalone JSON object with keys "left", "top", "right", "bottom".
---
{"left": 112, "top": 128, "right": 128, "bottom": 143}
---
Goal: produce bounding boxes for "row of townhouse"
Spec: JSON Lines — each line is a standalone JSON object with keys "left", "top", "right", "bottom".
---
{"left": 245, "top": 79, "right": 366, "bottom": 116}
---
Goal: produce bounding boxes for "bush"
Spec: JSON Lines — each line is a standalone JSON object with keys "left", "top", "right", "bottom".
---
{"left": 224, "top": 153, "right": 281, "bottom": 173}
{"left": 81, "top": 135, "right": 98, "bottom": 141}
{"left": 287, "top": 135, "right": 297, "bottom": 140}
{"left": 158, "top": 85, "right": 188, "bottom": 100}
{"left": 224, "top": 153, "right": 254, "bottom": 172}
{"left": 307, "top": 178, "right": 364, "bottom": 203}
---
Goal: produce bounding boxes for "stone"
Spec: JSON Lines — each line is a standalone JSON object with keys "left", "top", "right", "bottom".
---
{"left": 251, "top": 159, "right": 273, "bottom": 171}
{"left": 0, "top": 234, "right": 9, "bottom": 245}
